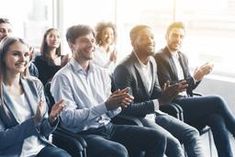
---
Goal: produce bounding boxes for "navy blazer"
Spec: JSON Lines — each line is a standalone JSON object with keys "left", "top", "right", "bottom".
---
{"left": 155, "top": 47, "right": 200, "bottom": 96}
{"left": 0, "top": 77, "right": 57, "bottom": 157}
{"left": 113, "top": 52, "right": 162, "bottom": 117}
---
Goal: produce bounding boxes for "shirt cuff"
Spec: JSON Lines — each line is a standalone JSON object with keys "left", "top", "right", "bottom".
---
{"left": 152, "top": 99, "right": 159, "bottom": 112}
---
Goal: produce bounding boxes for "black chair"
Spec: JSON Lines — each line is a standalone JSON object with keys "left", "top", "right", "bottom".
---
{"left": 112, "top": 102, "right": 213, "bottom": 157}
{"left": 44, "top": 82, "right": 87, "bottom": 157}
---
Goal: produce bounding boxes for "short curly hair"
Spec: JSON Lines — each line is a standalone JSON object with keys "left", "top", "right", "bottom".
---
{"left": 95, "top": 22, "right": 117, "bottom": 45}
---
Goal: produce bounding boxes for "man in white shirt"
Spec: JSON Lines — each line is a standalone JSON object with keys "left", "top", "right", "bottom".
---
{"left": 51, "top": 24, "right": 167, "bottom": 157}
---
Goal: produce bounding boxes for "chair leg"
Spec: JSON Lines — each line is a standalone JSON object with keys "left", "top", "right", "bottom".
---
{"left": 208, "top": 129, "right": 213, "bottom": 157}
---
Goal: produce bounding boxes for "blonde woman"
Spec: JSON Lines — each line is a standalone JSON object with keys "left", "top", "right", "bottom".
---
{"left": 0, "top": 36, "right": 70, "bottom": 157}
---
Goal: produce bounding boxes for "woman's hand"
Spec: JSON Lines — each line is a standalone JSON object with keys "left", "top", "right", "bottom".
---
{"left": 34, "top": 100, "right": 46, "bottom": 124}
{"left": 109, "top": 49, "right": 117, "bottom": 63}
{"left": 48, "top": 100, "right": 65, "bottom": 125}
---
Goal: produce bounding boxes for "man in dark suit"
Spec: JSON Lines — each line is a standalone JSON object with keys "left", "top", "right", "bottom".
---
{"left": 113, "top": 25, "right": 205, "bottom": 157}
{"left": 155, "top": 22, "right": 235, "bottom": 157}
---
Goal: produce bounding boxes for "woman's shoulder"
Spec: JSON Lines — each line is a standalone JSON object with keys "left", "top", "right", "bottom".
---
{"left": 23, "top": 76, "right": 43, "bottom": 88}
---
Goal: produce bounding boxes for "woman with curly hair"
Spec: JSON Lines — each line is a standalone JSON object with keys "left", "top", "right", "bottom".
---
{"left": 93, "top": 22, "right": 118, "bottom": 73}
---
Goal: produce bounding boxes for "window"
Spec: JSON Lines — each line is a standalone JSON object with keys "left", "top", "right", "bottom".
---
{"left": 0, "top": 0, "right": 53, "bottom": 48}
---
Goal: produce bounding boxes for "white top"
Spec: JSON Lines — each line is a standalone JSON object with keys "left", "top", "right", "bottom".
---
{"left": 92, "top": 46, "right": 116, "bottom": 74}
{"left": 11, "top": 93, "right": 45, "bottom": 157}
{"left": 134, "top": 52, "right": 153, "bottom": 92}
{"left": 171, "top": 51, "right": 187, "bottom": 96}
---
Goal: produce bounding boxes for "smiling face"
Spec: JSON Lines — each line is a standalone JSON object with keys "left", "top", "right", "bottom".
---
{"left": 132, "top": 27, "right": 156, "bottom": 57}
{"left": 100, "top": 27, "right": 115, "bottom": 45}
{"left": 4, "top": 41, "right": 29, "bottom": 75}
{"left": 166, "top": 27, "right": 185, "bottom": 52}
{"left": 71, "top": 32, "right": 96, "bottom": 61}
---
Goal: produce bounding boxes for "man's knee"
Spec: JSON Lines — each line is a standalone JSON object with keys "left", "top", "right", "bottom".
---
{"left": 184, "top": 126, "right": 200, "bottom": 143}
{"left": 106, "top": 143, "right": 128, "bottom": 157}
{"left": 45, "top": 147, "right": 71, "bottom": 157}
{"left": 147, "top": 128, "right": 167, "bottom": 144}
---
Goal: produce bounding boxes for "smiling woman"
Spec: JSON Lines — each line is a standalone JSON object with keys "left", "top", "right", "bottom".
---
{"left": 0, "top": 36, "right": 70, "bottom": 157}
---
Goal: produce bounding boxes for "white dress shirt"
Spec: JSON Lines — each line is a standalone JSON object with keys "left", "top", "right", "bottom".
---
{"left": 171, "top": 51, "right": 187, "bottom": 96}
{"left": 51, "top": 58, "right": 121, "bottom": 133}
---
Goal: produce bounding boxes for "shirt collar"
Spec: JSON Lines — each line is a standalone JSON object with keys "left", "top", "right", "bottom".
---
{"left": 133, "top": 51, "right": 150, "bottom": 68}
{"left": 70, "top": 57, "right": 95, "bottom": 74}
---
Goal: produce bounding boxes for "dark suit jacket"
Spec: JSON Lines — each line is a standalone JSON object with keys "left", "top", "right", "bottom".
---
{"left": 154, "top": 47, "right": 200, "bottom": 96}
{"left": 113, "top": 52, "right": 162, "bottom": 117}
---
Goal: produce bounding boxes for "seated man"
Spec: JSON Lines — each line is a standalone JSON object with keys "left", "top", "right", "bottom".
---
{"left": 51, "top": 24, "right": 167, "bottom": 157}
{"left": 155, "top": 21, "right": 235, "bottom": 157}
{"left": 113, "top": 25, "right": 205, "bottom": 157}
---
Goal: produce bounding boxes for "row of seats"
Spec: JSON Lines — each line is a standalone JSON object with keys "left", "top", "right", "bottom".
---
{"left": 44, "top": 82, "right": 213, "bottom": 157}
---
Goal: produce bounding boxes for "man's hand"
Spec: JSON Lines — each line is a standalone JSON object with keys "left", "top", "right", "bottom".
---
{"left": 193, "top": 62, "right": 214, "bottom": 81}
{"left": 105, "top": 87, "right": 134, "bottom": 110}
{"left": 159, "top": 80, "right": 188, "bottom": 105}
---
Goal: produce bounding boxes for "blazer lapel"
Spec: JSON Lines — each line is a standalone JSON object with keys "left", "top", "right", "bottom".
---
{"left": 178, "top": 52, "right": 188, "bottom": 79}
{"left": 2, "top": 84, "right": 21, "bottom": 124}
{"left": 132, "top": 53, "right": 151, "bottom": 98}
{"left": 20, "top": 78, "right": 39, "bottom": 115}
{"left": 149, "top": 58, "right": 156, "bottom": 95}
{"left": 164, "top": 48, "right": 179, "bottom": 81}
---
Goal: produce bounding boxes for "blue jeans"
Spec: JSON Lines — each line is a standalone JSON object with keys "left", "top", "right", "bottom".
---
{"left": 36, "top": 145, "right": 71, "bottom": 157}
{"left": 139, "top": 114, "right": 204, "bottom": 157}
{"left": 79, "top": 122, "right": 166, "bottom": 157}
{"left": 174, "top": 95, "right": 235, "bottom": 157}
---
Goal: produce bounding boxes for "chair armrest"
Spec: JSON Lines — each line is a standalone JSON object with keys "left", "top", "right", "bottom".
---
{"left": 52, "top": 127, "right": 87, "bottom": 157}
{"left": 160, "top": 104, "right": 184, "bottom": 121}
{"left": 56, "top": 127, "right": 87, "bottom": 148}
{"left": 111, "top": 115, "right": 143, "bottom": 126}
{"left": 192, "top": 92, "right": 202, "bottom": 97}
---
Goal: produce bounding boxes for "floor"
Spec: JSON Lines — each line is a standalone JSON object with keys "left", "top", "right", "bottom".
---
{"left": 201, "top": 131, "right": 235, "bottom": 157}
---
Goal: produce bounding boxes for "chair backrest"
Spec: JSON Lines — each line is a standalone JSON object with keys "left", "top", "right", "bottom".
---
{"left": 44, "top": 82, "right": 88, "bottom": 157}
{"left": 44, "top": 81, "right": 55, "bottom": 113}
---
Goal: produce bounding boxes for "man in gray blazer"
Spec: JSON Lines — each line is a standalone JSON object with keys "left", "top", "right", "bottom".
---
{"left": 113, "top": 25, "right": 205, "bottom": 157}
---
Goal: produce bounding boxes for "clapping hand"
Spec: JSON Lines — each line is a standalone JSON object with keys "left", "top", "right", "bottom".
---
{"left": 194, "top": 62, "right": 214, "bottom": 81}
{"left": 109, "top": 48, "right": 117, "bottom": 63}
{"left": 49, "top": 99, "right": 65, "bottom": 125}
{"left": 34, "top": 100, "right": 46, "bottom": 124}
{"left": 105, "top": 87, "right": 134, "bottom": 110}
{"left": 159, "top": 80, "right": 188, "bottom": 106}
{"left": 34, "top": 99, "right": 65, "bottom": 126}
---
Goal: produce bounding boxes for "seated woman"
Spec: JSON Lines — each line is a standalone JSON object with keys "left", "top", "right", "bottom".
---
{"left": 0, "top": 36, "right": 70, "bottom": 157}
{"left": 93, "top": 22, "right": 118, "bottom": 73}
{"left": 34, "top": 28, "right": 69, "bottom": 85}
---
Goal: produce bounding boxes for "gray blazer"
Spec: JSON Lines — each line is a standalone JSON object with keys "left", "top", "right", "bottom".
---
{"left": 0, "top": 77, "right": 57, "bottom": 157}
{"left": 113, "top": 52, "right": 162, "bottom": 117}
